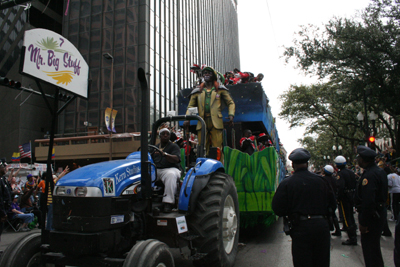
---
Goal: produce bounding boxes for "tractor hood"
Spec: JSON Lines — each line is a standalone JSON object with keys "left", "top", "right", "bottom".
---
{"left": 55, "top": 152, "right": 155, "bottom": 197}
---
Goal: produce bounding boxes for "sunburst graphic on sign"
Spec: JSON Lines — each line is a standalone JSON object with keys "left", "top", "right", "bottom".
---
{"left": 43, "top": 71, "right": 75, "bottom": 85}
{"left": 36, "top": 37, "right": 70, "bottom": 54}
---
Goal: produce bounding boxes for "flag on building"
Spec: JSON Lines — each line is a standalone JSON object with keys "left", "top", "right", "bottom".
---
{"left": 52, "top": 148, "right": 55, "bottom": 159}
{"left": 19, "top": 142, "right": 31, "bottom": 158}
{"left": 111, "top": 109, "right": 118, "bottom": 133}
{"left": 105, "top": 107, "right": 112, "bottom": 132}
{"left": 11, "top": 152, "right": 20, "bottom": 162}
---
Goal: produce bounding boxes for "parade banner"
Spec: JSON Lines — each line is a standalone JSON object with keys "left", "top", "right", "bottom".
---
{"left": 34, "top": 163, "right": 47, "bottom": 172}
{"left": 21, "top": 28, "right": 89, "bottom": 99}
{"left": 111, "top": 109, "right": 118, "bottom": 133}
{"left": 105, "top": 108, "right": 112, "bottom": 132}
{"left": 8, "top": 163, "right": 47, "bottom": 171}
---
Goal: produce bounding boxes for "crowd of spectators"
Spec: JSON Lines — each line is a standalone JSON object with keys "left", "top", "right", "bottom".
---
{"left": 0, "top": 163, "right": 70, "bottom": 234}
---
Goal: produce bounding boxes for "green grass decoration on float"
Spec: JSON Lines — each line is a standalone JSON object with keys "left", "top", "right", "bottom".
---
{"left": 224, "top": 146, "right": 279, "bottom": 228}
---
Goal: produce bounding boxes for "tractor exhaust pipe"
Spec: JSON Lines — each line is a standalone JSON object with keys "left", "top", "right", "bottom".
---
{"left": 137, "top": 68, "right": 151, "bottom": 211}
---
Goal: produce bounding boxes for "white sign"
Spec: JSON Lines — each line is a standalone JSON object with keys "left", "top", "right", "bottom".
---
{"left": 34, "top": 163, "right": 47, "bottom": 172}
{"left": 176, "top": 216, "right": 188, "bottom": 234}
{"left": 110, "top": 215, "right": 124, "bottom": 224}
{"left": 188, "top": 107, "right": 198, "bottom": 115}
{"left": 21, "top": 28, "right": 89, "bottom": 99}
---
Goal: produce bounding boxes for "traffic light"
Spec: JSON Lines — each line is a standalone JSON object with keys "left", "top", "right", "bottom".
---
{"left": 0, "top": 77, "right": 8, "bottom": 85}
{"left": 0, "top": 77, "right": 21, "bottom": 88}
{"left": 368, "top": 135, "right": 376, "bottom": 149}
{"left": 368, "top": 136, "right": 376, "bottom": 143}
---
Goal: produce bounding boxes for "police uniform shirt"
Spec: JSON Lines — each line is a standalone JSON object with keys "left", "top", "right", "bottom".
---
{"left": 337, "top": 168, "right": 356, "bottom": 200}
{"left": 356, "top": 163, "right": 388, "bottom": 227}
{"left": 324, "top": 174, "right": 338, "bottom": 196}
{"left": 272, "top": 168, "right": 336, "bottom": 217}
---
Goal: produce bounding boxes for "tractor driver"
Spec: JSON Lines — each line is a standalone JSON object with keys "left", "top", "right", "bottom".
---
{"left": 153, "top": 128, "right": 181, "bottom": 213}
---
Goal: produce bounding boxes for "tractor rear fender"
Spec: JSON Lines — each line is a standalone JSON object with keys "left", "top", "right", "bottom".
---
{"left": 178, "top": 158, "right": 224, "bottom": 212}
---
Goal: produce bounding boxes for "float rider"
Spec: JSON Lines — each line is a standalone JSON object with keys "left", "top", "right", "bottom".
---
{"left": 184, "top": 66, "right": 235, "bottom": 162}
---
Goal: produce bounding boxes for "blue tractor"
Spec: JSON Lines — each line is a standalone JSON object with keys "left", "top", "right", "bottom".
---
{"left": 0, "top": 69, "right": 239, "bottom": 267}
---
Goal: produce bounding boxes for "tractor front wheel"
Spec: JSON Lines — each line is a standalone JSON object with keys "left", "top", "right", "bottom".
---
{"left": 187, "top": 172, "right": 239, "bottom": 267}
{"left": 0, "top": 233, "right": 45, "bottom": 267}
{"left": 123, "top": 239, "right": 174, "bottom": 267}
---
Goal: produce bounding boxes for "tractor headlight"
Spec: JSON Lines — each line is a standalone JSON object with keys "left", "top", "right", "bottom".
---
{"left": 54, "top": 186, "right": 102, "bottom": 197}
{"left": 75, "top": 187, "right": 87, "bottom": 197}
{"left": 55, "top": 186, "right": 67, "bottom": 195}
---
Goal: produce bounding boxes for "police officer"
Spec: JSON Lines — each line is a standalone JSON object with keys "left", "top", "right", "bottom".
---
{"left": 355, "top": 145, "right": 387, "bottom": 267}
{"left": 272, "top": 148, "right": 336, "bottom": 267}
{"left": 334, "top": 155, "right": 357, "bottom": 245}
{"left": 323, "top": 165, "right": 341, "bottom": 237}
{"left": 0, "top": 161, "right": 11, "bottom": 242}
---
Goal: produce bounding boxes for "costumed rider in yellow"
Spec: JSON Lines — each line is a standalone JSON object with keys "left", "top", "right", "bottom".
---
{"left": 184, "top": 66, "right": 235, "bottom": 162}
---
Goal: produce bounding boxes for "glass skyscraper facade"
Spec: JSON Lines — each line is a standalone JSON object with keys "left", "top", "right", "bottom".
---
{"left": 59, "top": 0, "right": 240, "bottom": 134}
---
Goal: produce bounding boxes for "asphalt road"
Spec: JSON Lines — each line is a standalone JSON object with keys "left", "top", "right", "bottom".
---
{"left": 0, "top": 213, "right": 396, "bottom": 267}
{"left": 234, "top": 215, "right": 396, "bottom": 267}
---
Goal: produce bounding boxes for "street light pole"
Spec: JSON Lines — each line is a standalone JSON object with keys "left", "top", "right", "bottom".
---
{"left": 103, "top": 53, "right": 114, "bottom": 160}
{"left": 363, "top": 90, "right": 369, "bottom": 144}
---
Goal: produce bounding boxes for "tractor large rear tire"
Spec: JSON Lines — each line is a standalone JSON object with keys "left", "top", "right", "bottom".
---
{"left": 0, "top": 232, "right": 43, "bottom": 267}
{"left": 123, "top": 239, "right": 174, "bottom": 267}
{"left": 187, "top": 172, "right": 239, "bottom": 267}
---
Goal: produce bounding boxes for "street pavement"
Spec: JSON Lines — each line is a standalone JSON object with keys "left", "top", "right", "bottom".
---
{"left": 0, "top": 213, "right": 396, "bottom": 267}
{"left": 235, "top": 215, "right": 396, "bottom": 267}
{"left": 0, "top": 228, "right": 41, "bottom": 252}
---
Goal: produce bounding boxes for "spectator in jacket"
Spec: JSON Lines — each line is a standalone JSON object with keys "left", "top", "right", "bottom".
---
{"left": 389, "top": 169, "right": 400, "bottom": 221}
{"left": 10, "top": 195, "right": 34, "bottom": 232}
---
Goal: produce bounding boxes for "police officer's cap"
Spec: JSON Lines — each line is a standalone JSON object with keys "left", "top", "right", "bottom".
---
{"left": 289, "top": 148, "right": 311, "bottom": 164}
{"left": 356, "top": 145, "right": 377, "bottom": 160}
{"left": 324, "top": 165, "right": 334, "bottom": 175}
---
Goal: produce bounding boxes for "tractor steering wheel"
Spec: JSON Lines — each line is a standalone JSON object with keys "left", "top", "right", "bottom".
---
{"left": 148, "top": 145, "right": 164, "bottom": 163}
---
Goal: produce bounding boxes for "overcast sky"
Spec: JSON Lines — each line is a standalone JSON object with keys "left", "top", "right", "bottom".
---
{"left": 237, "top": 0, "right": 371, "bottom": 160}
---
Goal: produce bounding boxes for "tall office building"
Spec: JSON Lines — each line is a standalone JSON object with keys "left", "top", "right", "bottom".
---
{"left": 0, "top": 1, "right": 64, "bottom": 162}
{"left": 60, "top": 0, "right": 240, "bottom": 135}
{"left": 0, "top": 0, "right": 240, "bottom": 161}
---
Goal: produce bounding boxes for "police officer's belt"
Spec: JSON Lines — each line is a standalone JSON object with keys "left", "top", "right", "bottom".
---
{"left": 299, "top": 215, "right": 326, "bottom": 220}
{"left": 344, "top": 189, "right": 355, "bottom": 193}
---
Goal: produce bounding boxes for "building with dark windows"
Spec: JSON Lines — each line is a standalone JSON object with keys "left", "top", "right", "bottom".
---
{"left": 60, "top": 0, "right": 240, "bottom": 134}
{"left": 0, "top": 0, "right": 240, "bottom": 163}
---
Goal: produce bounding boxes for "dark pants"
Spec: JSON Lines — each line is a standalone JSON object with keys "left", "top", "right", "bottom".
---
{"left": 338, "top": 202, "right": 344, "bottom": 223}
{"left": 0, "top": 221, "right": 3, "bottom": 242}
{"left": 393, "top": 193, "right": 400, "bottom": 221}
{"left": 340, "top": 199, "right": 357, "bottom": 241}
{"left": 395, "top": 215, "right": 400, "bottom": 267}
{"left": 332, "top": 211, "right": 341, "bottom": 233}
{"left": 360, "top": 211, "right": 385, "bottom": 267}
{"left": 290, "top": 218, "right": 331, "bottom": 267}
